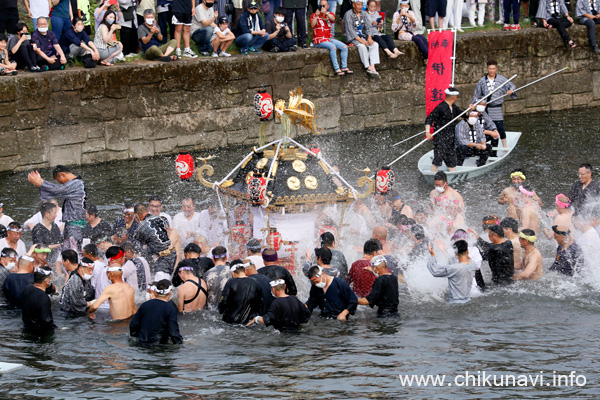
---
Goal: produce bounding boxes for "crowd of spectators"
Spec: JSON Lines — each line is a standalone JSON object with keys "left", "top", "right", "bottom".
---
{"left": 0, "top": 0, "right": 596, "bottom": 76}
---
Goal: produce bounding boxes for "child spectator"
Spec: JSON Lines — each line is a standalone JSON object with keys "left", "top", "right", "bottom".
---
{"left": 7, "top": 22, "right": 43, "bottom": 71}
{"left": 0, "top": 33, "right": 18, "bottom": 75}
{"left": 210, "top": 16, "right": 235, "bottom": 56}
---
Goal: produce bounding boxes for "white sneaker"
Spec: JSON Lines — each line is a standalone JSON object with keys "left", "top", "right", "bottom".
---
{"left": 212, "top": 52, "right": 219, "bottom": 57}
{"left": 183, "top": 48, "right": 198, "bottom": 58}
{"left": 175, "top": 48, "right": 182, "bottom": 58}
{"left": 220, "top": 51, "right": 231, "bottom": 57}
{"left": 114, "top": 54, "right": 126, "bottom": 62}
{"left": 496, "top": 19, "right": 504, "bottom": 24}
{"left": 125, "top": 53, "right": 138, "bottom": 58}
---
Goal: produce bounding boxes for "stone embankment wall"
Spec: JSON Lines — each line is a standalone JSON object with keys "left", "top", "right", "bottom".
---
{"left": 0, "top": 26, "right": 598, "bottom": 172}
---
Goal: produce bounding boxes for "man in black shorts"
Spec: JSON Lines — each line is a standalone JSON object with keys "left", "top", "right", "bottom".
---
{"left": 425, "top": 86, "right": 464, "bottom": 172}
{"left": 172, "top": 0, "right": 198, "bottom": 58}
{"left": 427, "top": 0, "right": 448, "bottom": 29}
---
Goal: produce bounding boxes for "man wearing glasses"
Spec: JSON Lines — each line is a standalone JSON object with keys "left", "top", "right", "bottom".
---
{"left": 570, "top": 163, "right": 600, "bottom": 212}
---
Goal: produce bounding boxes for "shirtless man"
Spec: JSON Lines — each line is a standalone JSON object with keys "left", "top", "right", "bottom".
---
{"left": 543, "top": 194, "right": 574, "bottom": 239}
{"left": 429, "top": 171, "right": 465, "bottom": 231}
{"left": 513, "top": 229, "right": 543, "bottom": 280}
{"left": 392, "top": 195, "right": 413, "bottom": 219}
{"left": 176, "top": 260, "right": 207, "bottom": 312}
{"left": 498, "top": 169, "right": 543, "bottom": 219}
{"left": 501, "top": 218, "right": 522, "bottom": 271}
{"left": 88, "top": 256, "right": 137, "bottom": 320}
{"left": 515, "top": 185, "right": 540, "bottom": 235}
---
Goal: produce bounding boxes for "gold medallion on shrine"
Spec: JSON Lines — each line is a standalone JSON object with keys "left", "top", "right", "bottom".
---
{"left": 304, "top": 176, "right": 318, "bottom": 190}
{"left": 292, "top": 159, "right": 306, "bottom": 173}
{"left": 287, "top": 176, "right": 301, "bottom": 191}
{"left": 256, "top": 157, "right": 269, "bottom": 169}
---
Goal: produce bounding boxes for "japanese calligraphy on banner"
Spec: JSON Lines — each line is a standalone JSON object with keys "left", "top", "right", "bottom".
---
{"left": 425, "top": 30, "right": 454, "bottom": 116}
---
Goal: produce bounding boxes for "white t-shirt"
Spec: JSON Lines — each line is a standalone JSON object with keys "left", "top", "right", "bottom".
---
{"left": 123, "top": 257, "right": 151, "bottom": 290}
{"left": 30, "top": 0, "right": 51, "bottom": 19}
{"left": 198, "top": 209, "right": 228, "bottom": 247}
{"left": 211, "top": 26, "right": 230, "bottom": 42}
{"left": 173, "top": 212, "right": 201, "bottom": 248}
{"left": 0, "top": 215, "right": 13, "bottom": 228}
{"left": 0, "top": 238, "right": 26, "bottom": 257}
{"left": 191, "top": 4, "right": 214, "bottom": 34}
{"left": 91, "top": 260, "right": 110, "bottom": 309}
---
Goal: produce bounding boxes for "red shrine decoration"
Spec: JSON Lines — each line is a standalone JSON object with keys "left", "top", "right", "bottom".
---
{"left": 231, "top": 221, "right": 251, "bottom": 259}
{"left": 254, "top": 90, "right": 273, "bottom": 121}
{"left": 175, "top": 152, "right": 194, "bottom": 180}
{"left": 266, "top": 227, "right": 282, "bottom": 251}
{"left": 247, "top": 173, "right": 267, "bottom": 205}
{"left": 376, "top": 166, "right": 395, "bottom": 194}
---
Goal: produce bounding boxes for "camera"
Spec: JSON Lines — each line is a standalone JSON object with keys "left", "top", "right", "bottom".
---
{"left": 280, "top": 22, "right": 286, "bottom": 27}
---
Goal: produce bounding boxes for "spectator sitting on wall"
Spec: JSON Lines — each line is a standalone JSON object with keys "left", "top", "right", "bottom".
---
{"left": 264, "top": 7, "right": 296, "bottom": 52}
{"left": 138, "top": 9, "right": 179, "bottom": 61}
{"left": 234, "top": 1, "right": 268, "bottom": 55}
{"left": 311, "top": 0, "right": 352, "bottom": 75}
{"left": 191, "top": 0, "right": 218, "bottom": 56}
{"left": 93, "top": 10, "right": 124, "bottom": 66}
{"left": 365, "top": 0, "right": 404, "bottom": 59}
{"left": 210, "top": 16, "right": 236, "bottom": 57}
{"left": 391, "top": 0, "right": 428, "bottom": 59}
{"left": 31, "top": 17, "right": 68, "bottom": 71}
{"left": 0, "top": 33, "right": 18, "bottom": 75}
{"left": 7, "top": 22, "right": 43, "bottom": 72}
{"left": 343, "top": 0, "right": 380, "bottom": 77}
{"left": 59, "top": 17, "right": 100, "bottom": 67}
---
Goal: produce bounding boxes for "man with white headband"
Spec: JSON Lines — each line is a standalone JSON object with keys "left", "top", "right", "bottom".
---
{"left": 59, "top": 257, "right": 97, "bottom": 317}
{"left": 218, "top": 260, "right": 262, "bottom": 325}
{"left": 0, "top": 221, "right": 26, "bottom": 257}
{"left": 0, "top": 247, "right": 18, "bottom": 306}
{"left": 246, "top": 278, "right": 311, "bottom": 332}
{"left": 21, "top": 266, "right": 57, "bottom": 334}
{"left": 130, "top": 279, "right": 183, "bottom": 345}
{"left": 513, "top": 229, "right": 544, "bottom": 280}
{"left": 426, "top": 240, "right": 478, "bottom": 303}
{"left": 356, "top": 255, "right": 399, "bottom": 317}
{"left": 549, "top": 225, "right": 584, "bottom": 276}
{"left": 305, "top": 264, "right": 357, "bottom": 320}
{"left": 424, "top": 86, "right": 464, "bottom": 172}
{"left": 204, "top": 246, "right": 231, "bottom": 310}
{"left": 113, "top": 202, "right": 139, "bottom": 239}
{"left": 543, "top": 194, "right": 574, "bottom": 240}
{"left": 88, "top": 246, "right": 137, "bottom": 320}
{"left": 175, "top": 259, "right": 207, "bottom": 313}
{"left": 245, "top": 238, "right": 264, "bottom": 270}
{"left": 0, "top": 202, "right": 14, "bottom": 229}
{"left": 243, "top": 258, "right": 272, "bottom": 314}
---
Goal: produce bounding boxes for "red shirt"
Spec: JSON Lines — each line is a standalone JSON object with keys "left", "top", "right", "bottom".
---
{"left": 310, "top": 12, "right": 335, "bottom": 44}
{"left": 347, "top": 259, "right": 377, "bottom": 298}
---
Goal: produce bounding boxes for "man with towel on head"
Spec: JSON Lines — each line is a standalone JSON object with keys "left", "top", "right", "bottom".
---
{"left": 549, "top": 225, "right": 584, "bottom": 276}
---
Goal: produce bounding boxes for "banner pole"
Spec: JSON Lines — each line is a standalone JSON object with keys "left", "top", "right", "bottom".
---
{"left": 451, "top": 28, "right": 457, "bottom": 87}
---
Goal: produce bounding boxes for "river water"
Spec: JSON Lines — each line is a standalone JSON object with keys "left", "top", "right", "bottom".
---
{"left": 1, "top": 108, "right": 600, "bottom": 398}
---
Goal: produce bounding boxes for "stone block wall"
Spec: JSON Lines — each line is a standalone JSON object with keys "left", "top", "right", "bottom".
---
{"left": 0, "top": 26, "right": 598, "bottom": 172}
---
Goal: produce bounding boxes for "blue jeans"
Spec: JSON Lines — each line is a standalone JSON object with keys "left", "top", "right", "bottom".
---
{"left": 50, "top": 16, "right": 70, "bottom": 41}
{"left": 191, "top": 26, "right": 214, "bottom": 51}
{"left": 265, "top": 0, "right": 281, "bottom": 22}
{"left": 315, "top": 38, "right": 347, "bottom": 71}
{"left": 234, "top": 32, "right": 268, "bottom": 51}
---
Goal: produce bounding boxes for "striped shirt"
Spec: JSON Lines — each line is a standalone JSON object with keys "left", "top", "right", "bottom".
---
{"left": 472, "top": 74, "right": 517, "bottom": 121}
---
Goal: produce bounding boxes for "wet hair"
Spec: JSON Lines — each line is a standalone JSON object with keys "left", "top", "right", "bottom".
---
{"left": 1, "top": 247, "right": 17, "bottom": 258}
{"left": 314, "top": 247, "right": 332, "bottom": 265}
{"left": 212, "top": 246, "right": 227, "bottom": 258}
{"left": 500, "top": 217, "right": 519, "bottom": 233}
{"left": 307, "top": 265, "right": 322, "bottom": 279}
{"left": 83, "top": 243, "right": 98, "bottom": 258}
{"left": 184, "top": 243, "right": 202, "bottom": 255}
{"left": 105, "top": 246, "right": 123, "bottom": 259}
{"left": 134, "top": 203, "right": 147, "bottom": 216}
{"left": 363, "top": 239, "right": 382, "bottom": 256}
{"left": 521, "top": 228, "right": 536, "bottom": 238}
{"left": 487, "top": 224, "right": 504, "bottom": 238}
{"left": 86, "top": 203, "right": 98, "bottom": 217}
{"left": 52, "top": 165, "right": 71, "bottom": 178}
{"left": 0, "top": 33, "right": 6, "bottom": 42}
{"left": 405, "top": 218, "right": 416, "bottom": 226}
{"left": 7, "top": 221, "right": 21, "bottom": 230}
{"left": 61, "top": 249, "right": 78, "bottom": 264}
{"left": 411, "top": 224, "right": 425, "bottom": 240}
{"left": 487, "top": 59, "right": 498, "bottom": 66}
{"left": 121, "top": 241, "right": 135, "bottom": 253}
{"left": 579, "top": 163, "right": 592, "bottom": 172}
{"left": 40, "top": 201, "right": 57, "bottom": 217}
{"left": 156, "top": 279, "right": 171, "bottom": 293}
{"left": 148, "top": 195, "right": 163, "bottom": 203}
{"left": 72, "top": 16, "right": 84, "bottom": 25}
{"left": 453, "top": 240, "right": 469, "bottom": 255}
{"left": 320, "top": 232, "right": 335, "bottom": 247}
{"left": 34, "top": 267, "right": 52, "bottom": 284}
{"left": 434, "top": 171, "right": 447, "bottom": 183}
{"left": 390, "top": 213, "right": 407, "bottom": 226}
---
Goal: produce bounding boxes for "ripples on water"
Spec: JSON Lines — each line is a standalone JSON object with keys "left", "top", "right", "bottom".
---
{"left": 1, "top": 108, "right": 600, "bottom": 398}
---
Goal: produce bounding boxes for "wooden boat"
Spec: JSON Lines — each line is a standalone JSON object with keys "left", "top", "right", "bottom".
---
{"left": 418, "top": 131, "right": 522, "bottom": 185}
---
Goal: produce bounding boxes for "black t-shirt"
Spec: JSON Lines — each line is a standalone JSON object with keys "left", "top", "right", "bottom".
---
{"left": 82, "top": 219, "right": 113, "bottom": 240}
{"left": 477, "top": 238, "right": 514, "bottom": 285}
{"left": 365, "top": 274, "right": 399, "bottom": 317}
{"left": 21, "top": 285, "right": 56, "bottom": 334}
{"left": 172, "top": 0, "right": 192, "bottom": 14}
{"left": 263, "top": 296, "right": 311, "bottom": 332}
{"left": 248, "top": 273, "right": 273, "bottom": 314}
{"left": 130, "top": 299, "right": 183, "bottom": 345}
{"left": 218, "top": 277, "right": 263, "bottom": 324}
{"left": 32, "top": 222, "right": 61, "bottom": 246}
{"left": 0, "top": 0, "right": 18, "bottom": 9}
{"left": 257, "top": 265, "right": 297, "bottom": 296}
{"left": 424, "top": 101, "right": 462, "bottom": 140}
{"left": 3, "top": 273, "right": 34, "bottom": 309}
{"left": 265, "top": 18, "right": 287, "bottom": 39}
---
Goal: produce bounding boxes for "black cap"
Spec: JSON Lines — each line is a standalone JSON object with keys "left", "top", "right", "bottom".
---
{"left": 248, "top": 1, "right": 259, "bottom": 8}
{"left": 218, "top": 16, "right": 229, "bottom": 24}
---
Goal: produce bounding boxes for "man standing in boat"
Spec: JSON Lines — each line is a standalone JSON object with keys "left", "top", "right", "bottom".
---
{"left": 472, "top": 60, "right": 517, "bottom": 154}
{"left": 425, "top": 86, "right": 463, "bottom": 172}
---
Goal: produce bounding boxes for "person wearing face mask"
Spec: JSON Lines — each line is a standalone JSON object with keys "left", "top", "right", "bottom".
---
{"left": 130, "top": 279, "right": 183, "bottom": 345}
{"left": 455, "top": 111, "right": 490, "bottom": 167}
{"left": 59, "top": 17, "right": 100, "bottom": 66}
{"left": 472, "top": 101, "right": 500, "bottom": 155}
{"left": 246, "top": 279, "right": 311, "bottom": 332}
{"left": 426, "top": 240, "right": 478, "bottom": 304}
{"left": 6, "top": 22, "right": 43, "bottom": 72}
{"left": 138, "top": 9, "right": 179, "bottom": 61}
{"left": 234, "top": 1, "right": 269, "bottom": 55}
{"left": 191, "top": 0, "right": 219, "bottom": 56}
{"left": 264, "top": 7, "right": 296, "bottom": 52}
{"left": 356, "top": 255, "right": 399, "bottom": 317}
{"left": 93, "top": 10, "right": 125, "bottom": 65}
{"left": 21, "top": 267, "right": 58, "bottom": 334}
{"left": 392, "top": 0, "right": 427, "bottom": 59}
{"left": 31, "top": 17, "right": 68, "bottom": 71}
{"left": 429, "top": 171, "right": 464, "bottom": 216}
{"left": 343, "top": 0, "right": 380, "bottom": 76}
{"left": 305, "top": 265, "right": 357, "bottom": 320}
{"left": 59, "top": 257, "right": 97, "bottom": 317}
{"left": 0, "top": 248, "right": 18, "bottom": 307}
{"left": 218, "top": 260, "right": 263, "bottom": 324}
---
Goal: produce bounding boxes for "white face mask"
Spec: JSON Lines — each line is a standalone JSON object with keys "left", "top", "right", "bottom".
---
{"left": 82, "top": 273, "right": 93, "bottom": 281}
{"left": 145, "top": 18, "right": 155, "bottom": 25}
{"left": 315, "top": 279, "right": 326, "bottom": 289}
{"left": 435, "top": 185, "right": 446, "bottom": 193}
{"left": 38, "top": 27, "right": 48, "bottom": 33}
{"left": 468, "top": 117, "right": 478, "bottom": 125}
{"left": 476, "top": 105, "right": 486, "bottom": 112}
{"left": 275, "top": 16, "right": 284, "bottom": 22}
{"left": 106, "top": 18, "right": 115, "bottom": 25}
{"left": 145, "top": 292, "right": 152, "bottom": 301}
{"left": 5, "top": 262, "right": 16, "bottom": 271}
